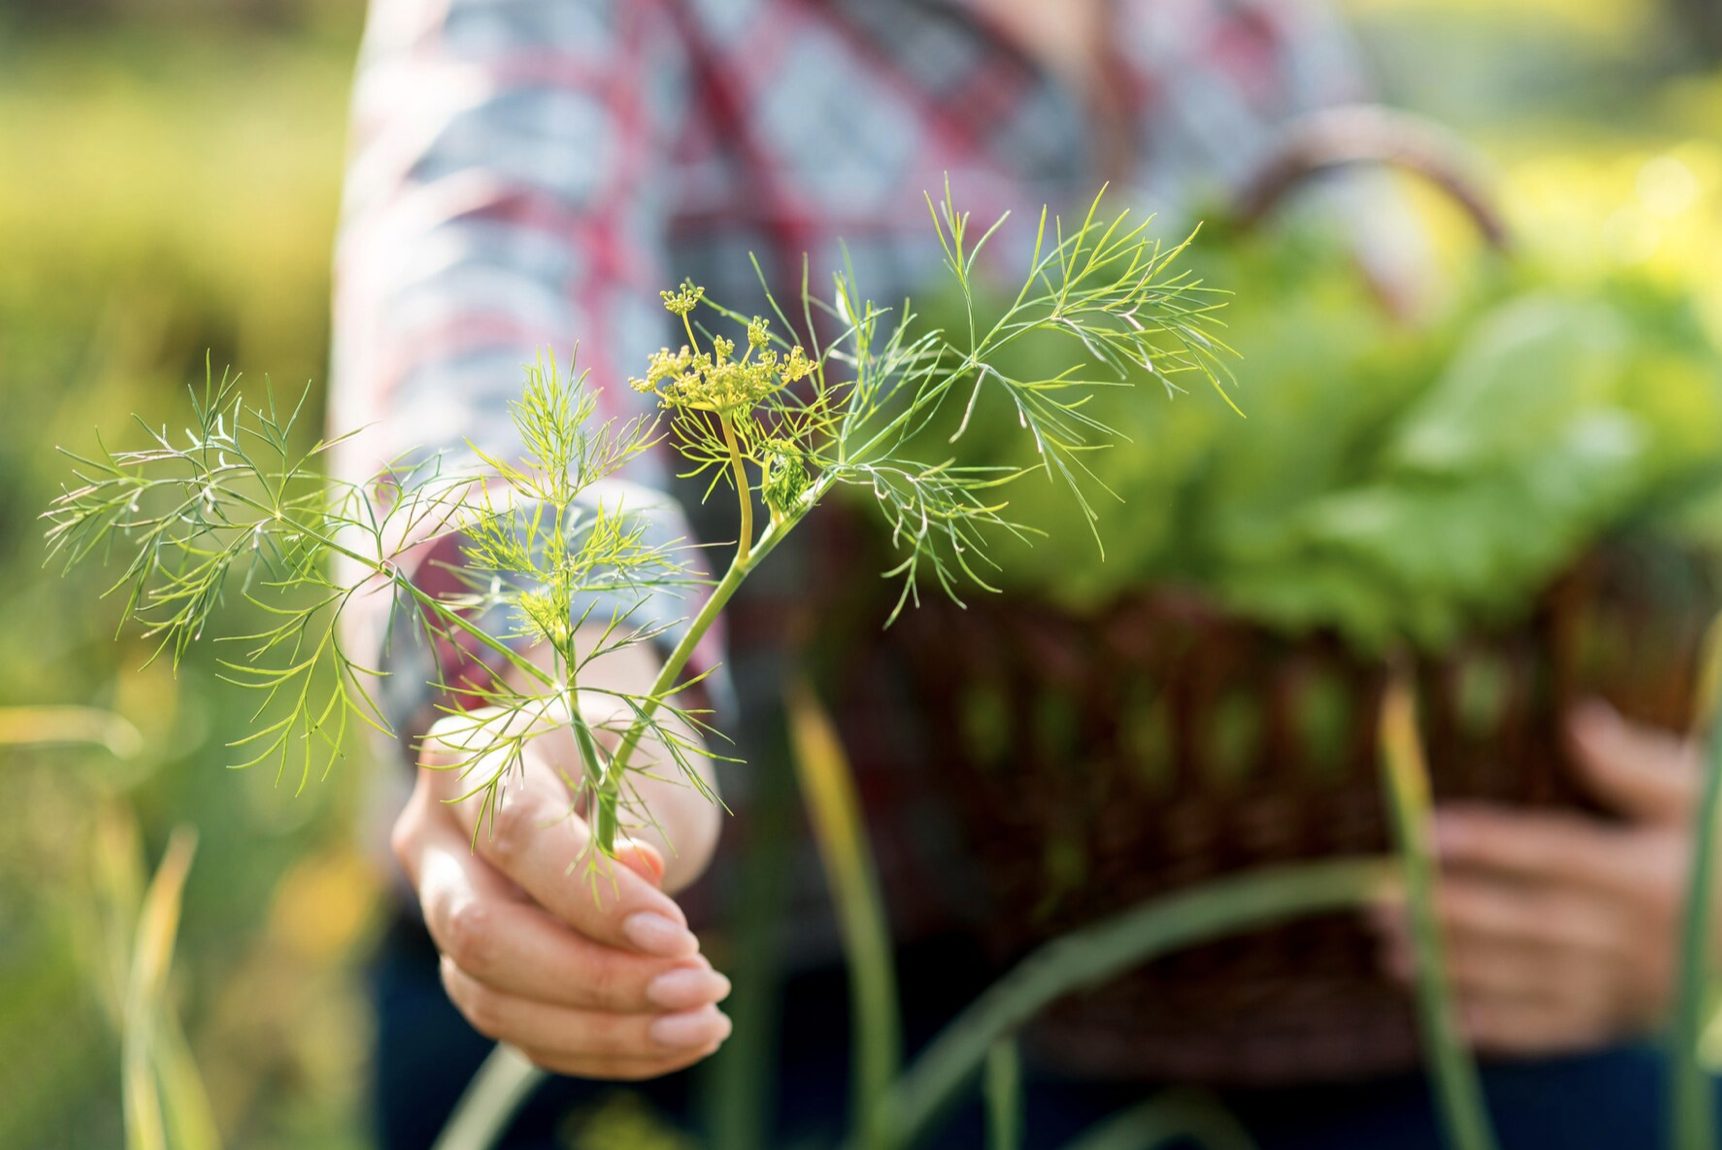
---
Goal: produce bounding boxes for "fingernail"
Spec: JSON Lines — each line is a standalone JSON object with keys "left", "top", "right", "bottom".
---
{"left": 650, "top": 1007, "right": 731, "bottom": 1049}
{"left": 623, "top": 912, "right": 698, "bottom": 957}
{"left": 615, "top": 836, "right": 667, "bottom": 888}
{"left": 647, "top": 966, "right": 732, "bottom": 1010}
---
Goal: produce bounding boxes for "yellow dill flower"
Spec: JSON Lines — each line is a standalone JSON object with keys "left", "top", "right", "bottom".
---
{"left": 630, "top": 313, "right": 815, "bottom": 416}
{"left": 746, "top": 316, "right": 771, "bottom": 350}
{"left": 659, "top": 279, "right": 705, "bottom": 317}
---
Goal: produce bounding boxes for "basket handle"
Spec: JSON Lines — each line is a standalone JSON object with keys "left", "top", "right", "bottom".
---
{"left": 1231, "top": 104, "right": 1511, "bottom": 254}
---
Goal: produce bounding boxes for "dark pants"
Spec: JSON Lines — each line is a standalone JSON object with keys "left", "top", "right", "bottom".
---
{"left": 372, "top": 913, "right": 1705, "bottom": 1149}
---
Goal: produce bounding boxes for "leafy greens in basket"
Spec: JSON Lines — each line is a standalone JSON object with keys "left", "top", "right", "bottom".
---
{"left": 910, "top": 219, "right": 1722, "bottom": 650}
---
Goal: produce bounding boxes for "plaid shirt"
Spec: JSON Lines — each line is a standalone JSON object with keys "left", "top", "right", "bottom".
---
{"left": 333, "top": 0, "right": 1377, "bottom": 952}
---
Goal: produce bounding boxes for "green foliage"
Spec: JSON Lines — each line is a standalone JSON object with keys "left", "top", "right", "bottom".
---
{"left": 0, "top": 17, "right": 372, "bottom": 1149}
{"left": 913, "top": 216, "right": 1722, "bottom": 650}
{"left": 112, "top": 824, "right": 218, "bottom": 1150}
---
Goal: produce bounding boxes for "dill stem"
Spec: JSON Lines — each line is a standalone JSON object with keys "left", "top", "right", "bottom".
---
{"left": 213, "top": 482, "right": 557, "bottom": 693}
{"left": 591, "top": 410, "right": 768, "bottom": 853}
{"left": 597, "top": 512, "right": 795, "bottom": 853}
{"left": 559, "top": 650, "right": 616, "bottom": 850}
{"left": 719, "top": 413, "right": 753, "bottom": 566}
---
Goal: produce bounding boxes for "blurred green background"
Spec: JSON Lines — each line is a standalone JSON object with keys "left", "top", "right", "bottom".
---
{"left": 2, "top": 0, "right": 1720, "bottom": 1146}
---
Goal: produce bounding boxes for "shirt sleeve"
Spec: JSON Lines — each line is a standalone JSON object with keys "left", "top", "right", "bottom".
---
{"left": 328, "top": 0, "right": 726, "bottom": 749}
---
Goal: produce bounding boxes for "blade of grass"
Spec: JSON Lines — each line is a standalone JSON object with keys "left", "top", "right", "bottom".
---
{"left": 1057, "top": 1088, "right": 1256, "bottom": 1150}
{"left": 700, "top": 715, "right": 798, "bottom": 1150}
{"left": 1379, "top": 673, "right": 1498, "bottom": 1150}
{"left": 122, "top": 828, "right": 199, "bottom": 1150}
{"left": 0, "top": 705, "right": 141, "bottom": 756}
{"left": 868, "top": 858, "right": 1397, "bottom": 1149}
{"left": 785, "top": 679, "right": 901, "bottom": 1150}
{"left": 156, "top": 1010, "right": 221, "bottom": 1150}
{"left": 92, "top": 804, "right": 147, "bottom": 1027}
{"left": 1671, "top": 614, "right": 1722, "bottom": 1150}
{"left": 984, "top": 1039, "right": 1022, "bottom": 1150}
{"left": 432, "top": 1045, "right": 546, "bottom": 1150}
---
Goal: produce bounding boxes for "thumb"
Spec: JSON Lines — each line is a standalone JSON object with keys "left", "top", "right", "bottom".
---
{"left": 1565, "top": 699, "right": 1700, "bottom": 825}
{"left": 612, "top": 836, "right": 667, "bottom": 889}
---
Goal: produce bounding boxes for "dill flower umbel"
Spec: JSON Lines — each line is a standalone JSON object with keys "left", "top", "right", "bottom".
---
{"left": 629, "top": 286, "right": 814, "bottom": 416}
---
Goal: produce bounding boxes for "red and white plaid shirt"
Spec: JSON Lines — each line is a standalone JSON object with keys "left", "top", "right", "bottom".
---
{"left": 333, "top": 0, "right": 1379, "bottom": 946}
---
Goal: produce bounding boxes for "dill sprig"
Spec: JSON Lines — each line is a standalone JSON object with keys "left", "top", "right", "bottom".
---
{"left": 45, "top": 186, "right": 1228, "bottom": 860}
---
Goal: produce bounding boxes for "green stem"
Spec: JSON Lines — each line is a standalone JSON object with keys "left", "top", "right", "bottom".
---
{"left": 1671, "top": 616, "right": 1722, "bottom": 1150}
{"left": 562, "top": 670, "right": 614, "bottom": 851}
{"left": 1673, "top": 739, "right": 1722, "bottom": 1149}
{"left": 786, "top": 680, "right": 901, "bottom": 1150}
{"left": 1379, "top": 678, "right": 1498, "bottom": 1150}
{"left": 719, "top": 412, "right": 754, "bottom": 567}
{"left": 592, "top": 410, "right": 767, "bottom": 852}
{"left": 222, "top": 485, "right": 559, "bottom": 694}
{"left": 1055, "top": 1090, "right": 1256, "bottom": 1150}
{"left": 604, "top": 503, "right": 797, "bottom": 785}
{"left": 984, "top": 1039, "right": 1022, "bottom": 1150}
{"left": 429, "top": 1045, "right": 545, "bottom": 1150}
{"left": 867, "top": 858, "right": 1396, "bottom": 1150}
{"left": 430, "top": 448, "right": 790, "bottom": 1147}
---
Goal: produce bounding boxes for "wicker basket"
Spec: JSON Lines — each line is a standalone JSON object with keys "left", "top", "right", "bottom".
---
{"left": 805, "top": 110, "right": 1721, "bottom": 1084}
{"left": 865, "top": 541, "right": 1717, "bottom": 1083}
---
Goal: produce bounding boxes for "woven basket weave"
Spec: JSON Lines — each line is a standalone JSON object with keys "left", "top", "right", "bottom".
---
{"left": 869, "top": 541, "right": 1715, "bottom": 1083}
{"left": 810, "top": 109, "right": 1719, "bottom": 1083}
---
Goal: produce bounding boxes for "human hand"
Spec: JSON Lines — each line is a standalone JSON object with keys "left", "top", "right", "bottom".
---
{"left": 1369, "top": 700, "right": 1702, "bottom": 1056}
{"left": 391, "top": 696, "right": 732, "bottom": 1080}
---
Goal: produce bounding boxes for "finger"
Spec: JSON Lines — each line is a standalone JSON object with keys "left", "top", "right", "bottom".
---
{"left": 1372, "top": 903, "right": 1583, "bottom": 1000}
{"left": 427, "top": 891, "right": 727, "bottom": 1012}
{"left": 1401, "top": 933, "right": 1597, "bottom": 1008}
{"left": 1566, "top": 700, "right": 1699, "bottom": 826}
{"left": 1438, "top": 875, "right": 1629, "bottom": 957}
{"left": 440, "top": 958, "right": 733, "bottom": 1057}
{"left": 415, "top": 806, "right": 528, "bottom": 945}
{"left": 614, "top": 836, "right": 667, "bottom": 888}
{"left": 1375, "top": 923, "right": 1515, "bottom": 998}
{"left": 415, "top": 807, "right": 728, "bottom": 1012}
{"left": 1432, "top": 805, "right": 1634, "bottom": 894}
{"left": 389, "top": 779, "right": 438, "bottom": 888}
{"left": 422, "top": 715, "right": 697, "bottom": 958}
{"left": 1370, "top": 895, "right": 1625, "bottom": 1053}
{"left": 1461, "top": 993, "right": 1612, "bottom": 1057}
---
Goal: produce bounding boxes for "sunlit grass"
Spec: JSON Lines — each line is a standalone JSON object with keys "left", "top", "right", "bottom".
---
{"left": 0, "top": 20, "right": 353, "bottom": 384}
{"left": 0, "top": 16, "right": 372, "bottom": 1150}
